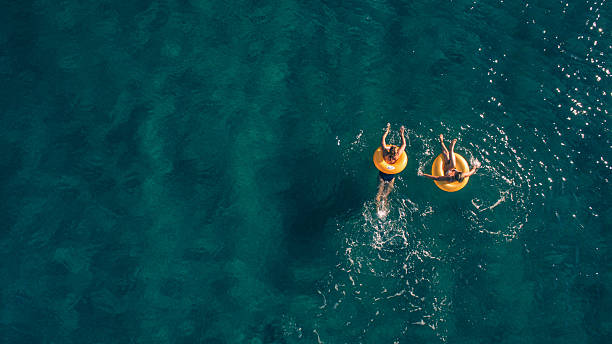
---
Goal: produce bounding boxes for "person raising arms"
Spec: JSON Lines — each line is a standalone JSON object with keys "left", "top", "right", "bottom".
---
{"left": 418, "top": 134, "right": 479, "bottom": 182}
{"left": 375, "top": 123, "right": 407, "bottom": 211}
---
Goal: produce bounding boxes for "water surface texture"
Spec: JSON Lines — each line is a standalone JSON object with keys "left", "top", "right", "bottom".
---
{"left": 1, "top": 0, "right": 611, "bottom": 343}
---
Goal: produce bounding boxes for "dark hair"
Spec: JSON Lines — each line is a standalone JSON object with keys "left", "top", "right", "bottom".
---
{"left": 455, "top": 171, "right": 464, "bottom": 182}
{"left": 384, "top": 146, "right": 398, "bottom": 164}
{"left": 388, "top": 146, "right": 398, "bottom": 156}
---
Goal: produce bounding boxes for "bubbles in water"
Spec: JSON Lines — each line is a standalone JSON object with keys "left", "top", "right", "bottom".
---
{"left": 314, "top": 193, "right": 450, "bottom": 341}
{"left": 376, "top": 208, "right": 389, "bottom": 219}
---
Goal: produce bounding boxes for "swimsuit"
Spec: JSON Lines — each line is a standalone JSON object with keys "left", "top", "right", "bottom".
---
{"left": 379, "top": 171, "right": 395, "bottom": 183}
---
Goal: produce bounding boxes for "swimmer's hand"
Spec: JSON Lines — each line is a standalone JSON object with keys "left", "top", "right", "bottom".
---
{"left": 386, "top": 123, "right": 391, "bottom": 131}
{"left": 400, "top": 126, "right": 405, "bottom": 134}
{"left": 473, "top": 161, "right": 481, "bottom": 168}
{"left": 417, "top": 170, "right": 423, "bottom": 176}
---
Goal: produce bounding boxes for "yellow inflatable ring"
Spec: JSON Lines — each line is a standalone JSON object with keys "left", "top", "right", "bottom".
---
{"left": 432, "top": 153, "right": 470, "bottom": 192}
{"left": 373, "top": 146, "right": 407, "bottom": 174}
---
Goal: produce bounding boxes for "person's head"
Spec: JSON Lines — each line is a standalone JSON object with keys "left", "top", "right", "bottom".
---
{"left": 445, "top": 169, "right": 463, "bottom": 181}
{"left": 384, "top": 146, "right": 398, "bottom": 163}
{"left": 455, "top": 171, "right": 464, "bottom": 182}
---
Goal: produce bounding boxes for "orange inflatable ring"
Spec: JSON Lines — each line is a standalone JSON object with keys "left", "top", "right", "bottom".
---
{"left": 431, "top": 153, "right": 470, "bottom": 192}
{"left": 373, "top": 146, "right": 407, "bottom": 174}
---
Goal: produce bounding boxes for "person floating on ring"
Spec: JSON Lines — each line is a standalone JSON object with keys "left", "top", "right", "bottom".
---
{"left": 418, "top": 134, "right": 480, "bottom": 188}
{"left": 374, "top": 123, "right": 407, "bottom": 212}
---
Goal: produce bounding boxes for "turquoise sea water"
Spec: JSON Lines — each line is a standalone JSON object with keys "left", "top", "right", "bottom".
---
{"left": 1, "top": 0, "right": 611, "bottom": 343}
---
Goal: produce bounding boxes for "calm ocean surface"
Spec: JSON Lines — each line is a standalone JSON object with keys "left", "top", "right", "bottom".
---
{"left": 1, "top": 0, "right": 611, "bottom": 343}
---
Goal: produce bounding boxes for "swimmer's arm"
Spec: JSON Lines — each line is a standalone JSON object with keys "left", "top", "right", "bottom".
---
{"left": 381, "top": 123, "right": 390, "bottom": 148}
{"left": 462, "top": 164, "right": 480, "bottom": 178}
{"left": 398, "top": 126, "right": 406, "bottom": 154}
{"left": 418, "top": 171, "right": 451, "bottom": 181}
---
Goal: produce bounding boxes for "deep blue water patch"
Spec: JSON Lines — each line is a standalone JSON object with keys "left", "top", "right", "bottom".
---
{"left": 1, "top": 0, "right": 611, "bottom": 343}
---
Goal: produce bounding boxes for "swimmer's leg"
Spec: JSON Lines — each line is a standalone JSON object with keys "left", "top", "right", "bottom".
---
{"left": 439, "top": 134, "right": 449, "bottom": 160}
{"left": 376, "top": 175, "right": 385, "bottom": 204}
{"left": 449, "top": 139, "right": 457, "bottom": 169}
{"left": 382, "top": 178, "right": 395, "bottom": 199}
{"left": 440, "top": 134, "right": 452, "bottom": 171}
{"left": 380, "top": 178, "right": 395, "bottom": 212}
{"left": 376, "top": 177, "right": 389, "bottom": 216}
